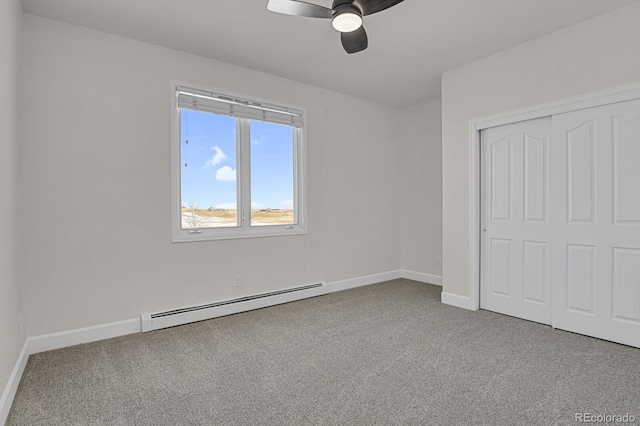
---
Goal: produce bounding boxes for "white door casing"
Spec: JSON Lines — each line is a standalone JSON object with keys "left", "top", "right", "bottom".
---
{"left": 481, "top": 117, "right": 553, "bottom": 325}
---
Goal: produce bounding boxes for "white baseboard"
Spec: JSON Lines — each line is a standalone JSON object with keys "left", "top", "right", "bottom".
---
{"left": 401, "top": 270, "right": 443, "bottom": 286}
{"left": 28, "top": 318, "right": 140, "bottom": 355}
{"left": 0, "top": 339, "right": 30, "bottom": 425}
{"left": 441, "top": 291, "right": 474, "bottom": 310}
{"left": 326, "top": 270, "right": 402, "bottom": 293}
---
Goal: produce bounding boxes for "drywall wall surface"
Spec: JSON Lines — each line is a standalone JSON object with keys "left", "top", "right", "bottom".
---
{"left": 0, "top": 0, "right": 24, "bottom": 400}
{"left": 21, "top": 15, "right": 402, "bottom": 336}
{"left": 400, "top": 98, "right": 442, "bottom": 275}
{"left": 441, "top": 3, "right": 640, "bottom": 298}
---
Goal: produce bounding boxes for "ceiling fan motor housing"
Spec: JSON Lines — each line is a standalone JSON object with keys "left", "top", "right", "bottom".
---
{"left": 332, "top": 0, "right": 363, "bottom": 15}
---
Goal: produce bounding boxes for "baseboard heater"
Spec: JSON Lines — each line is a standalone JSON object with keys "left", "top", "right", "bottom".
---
{"left": 140, "top": 282, "right": 327, "bottom": 332}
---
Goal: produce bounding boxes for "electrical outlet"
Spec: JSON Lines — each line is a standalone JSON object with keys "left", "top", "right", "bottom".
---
{"left": 434, "top": 257, "right": 442, "bottom": 267}
{"left": 17, "top": 315, "right": 23, "bottom": 335}
{"left": 234, "top": 275, "right": 242, "bottom": 287}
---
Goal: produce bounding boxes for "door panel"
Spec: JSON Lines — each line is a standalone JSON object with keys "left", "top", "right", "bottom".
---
{"left": 613, "top": 117, "right": 640, "bottom": 224}
{"left": 611, "top": 248, "right": 640, "bottom": 324}
{"left": 522, "top": 241, "right": 547, "bottom": 303}
{"left": 481, "top": 117, "right": 552, "bottom": 325}
{"left": 552, "top": 98, "right": 640, "bottom": 348}
{"left": 565, "top": 244, "right": 596, "bottom": 315}
{"left": 489, "top": 238, "right": 512, "bottom": 296}
{"left": 524, "top": 134, "right": 547, "bottom": 222}
{"left": 566, "top": 120, "right": 595, "bottom": 224}
{"left": 490, "top": 136, "right": 512, "bottom": 221}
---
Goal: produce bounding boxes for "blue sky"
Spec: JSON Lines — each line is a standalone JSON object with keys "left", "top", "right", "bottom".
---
{"left": 180, "top": 110, "right": 293, "bottom": 209}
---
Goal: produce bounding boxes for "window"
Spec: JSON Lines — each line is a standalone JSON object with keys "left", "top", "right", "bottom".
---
{"left": 171, "top": 82, "right": 306, "bottom": 242}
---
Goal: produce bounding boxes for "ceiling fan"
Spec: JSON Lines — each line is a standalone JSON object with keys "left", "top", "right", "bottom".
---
{"left": 267, "top": 0, "right": 405, "bottom": 54}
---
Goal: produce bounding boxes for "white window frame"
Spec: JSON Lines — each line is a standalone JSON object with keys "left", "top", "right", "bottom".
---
{"left": 170, "top": 80, "right": 307, "bottom": 242}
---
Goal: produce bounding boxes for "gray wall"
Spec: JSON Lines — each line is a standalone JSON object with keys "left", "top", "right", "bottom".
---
{"left": 441, "top": 3, "right": 640, "bottom": 298}
{"left": 401, "top": 98, "right": 442, "bottom": 275}
{"left": 21, "top": 15, "right": 443, "bottom": 337}
{"left": 0, "top": 0, "right": 25, "bottom": 401}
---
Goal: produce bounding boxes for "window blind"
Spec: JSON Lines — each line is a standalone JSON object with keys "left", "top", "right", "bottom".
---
{"left": 177, "top": 86, "right": 304, "bottom": 128}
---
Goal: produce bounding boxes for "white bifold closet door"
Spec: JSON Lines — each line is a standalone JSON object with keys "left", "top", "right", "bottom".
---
{"left": 481, "top": 99, "right": 640, "bottom": 348}
{"left": 481, "top": 117, "right": 553, "bottom": 325}
{"left": 551, "top": 98, "right": 640, "bottom": 348}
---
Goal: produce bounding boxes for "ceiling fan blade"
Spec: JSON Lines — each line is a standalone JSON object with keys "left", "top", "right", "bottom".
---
{"left": 340, "top": 26, "right": 368, "bottom": 54}
{"left": 353, "top": 0, "right": 404, "bottom": 16}
{"left": 267, "top": 0, "right": 333, "bottom": 18}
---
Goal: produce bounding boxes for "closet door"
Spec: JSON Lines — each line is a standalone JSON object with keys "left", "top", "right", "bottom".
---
{"left": 552, "top": 98, "right": 640, "bottom": 348}
{"left": 481, "top": 117, "right": 552, "bottom": 325}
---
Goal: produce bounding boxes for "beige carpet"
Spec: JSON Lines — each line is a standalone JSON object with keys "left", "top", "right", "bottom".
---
{"left": 7, "top": 279, "right": 640, "bottom": 425}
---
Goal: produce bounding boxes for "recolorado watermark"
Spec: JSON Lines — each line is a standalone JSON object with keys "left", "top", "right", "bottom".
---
{"left": 575, "top": 412, "right": 636, "bottom": 423}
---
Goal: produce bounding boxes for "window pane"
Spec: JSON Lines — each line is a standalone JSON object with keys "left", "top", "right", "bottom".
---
{"left": 180, "top": 110, "right": 238, "bottom": 228}
{"left": 250, "top": 121, "right": 294, "bottom": 226}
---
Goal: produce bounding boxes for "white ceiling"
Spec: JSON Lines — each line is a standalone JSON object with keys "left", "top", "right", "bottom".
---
{"left": 21, "top": 0, "right": 640, "bottom": 107}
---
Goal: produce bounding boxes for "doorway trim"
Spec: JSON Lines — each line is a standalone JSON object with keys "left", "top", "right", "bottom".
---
{"left": 467, "top": 81, "right": 640, "bottom": 311}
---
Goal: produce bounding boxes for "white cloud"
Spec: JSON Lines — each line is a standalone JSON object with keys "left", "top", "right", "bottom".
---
{"left": 206, "top": 145, "right": 227, "bottom": 166}
{"left": 215, "top": 202, "right": 237, "bottom": 209}
{"left": 251, "top": 202, "right": 263, "bottom": 208}
{"left": 282, "top": 199, "right": 294, "bottom": 207}
{"left": 216, "top": 166, "right": 236, "bottom": 182}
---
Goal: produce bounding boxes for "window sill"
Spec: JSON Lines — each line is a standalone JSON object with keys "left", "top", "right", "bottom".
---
{"left": 171, "top": 225, "right": 307, "bottom": 243}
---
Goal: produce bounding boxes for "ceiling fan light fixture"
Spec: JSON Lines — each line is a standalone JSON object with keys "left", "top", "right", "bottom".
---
{"left": 332, "top": 9, "right": 362, "bottom": 32}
